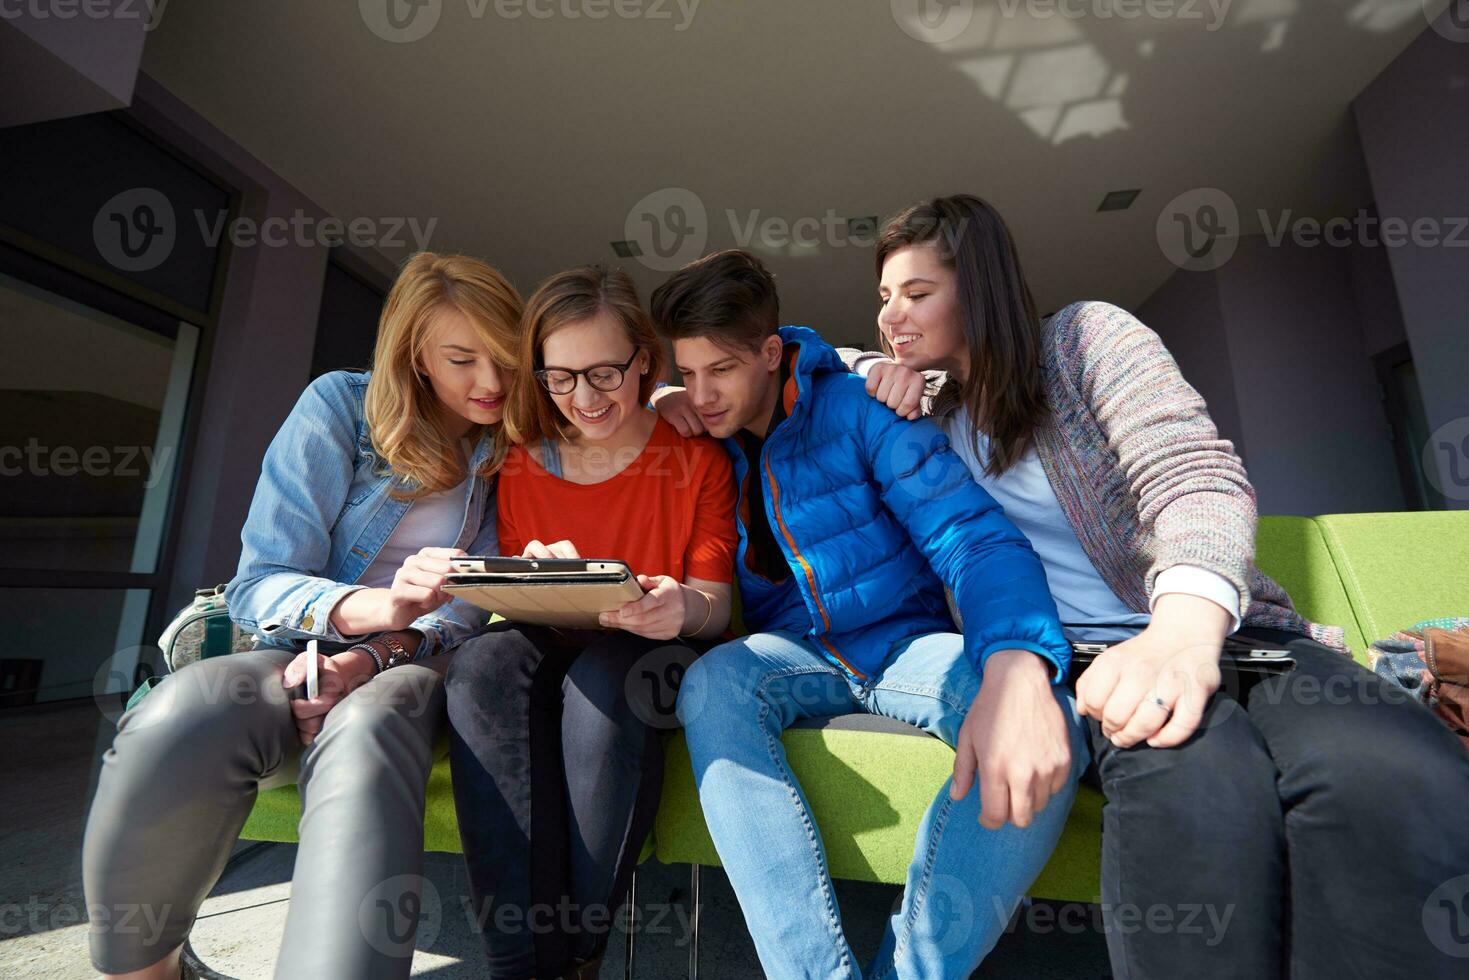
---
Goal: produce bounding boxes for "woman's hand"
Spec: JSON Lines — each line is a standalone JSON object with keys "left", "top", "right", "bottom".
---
{"left": 282, "top": 647, "right": 376, "bottom": 745}
{"left": 865, "top": 360, "right": 926, "bottom": 420}
{"left": 599, "top": 574, "right": 686, "bottom": 640}
{"left": 330, "top": 546, "right": 465, "bottom": 634}
{"left": 650, "top": 386, "right": 706, "bottom": 438}
{"left": 951, "top": 649, "right": 1072, "bottom": 829}
{"left": 1075, "top": 594, "right": 1232, "bottom": 749}
{"left": 521, "top": 539, "right": 581, "bottom": 560}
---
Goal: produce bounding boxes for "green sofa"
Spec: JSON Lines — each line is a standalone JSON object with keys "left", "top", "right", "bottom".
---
{"left": 239, "top": 511, "right": 1469, "bottom": 909}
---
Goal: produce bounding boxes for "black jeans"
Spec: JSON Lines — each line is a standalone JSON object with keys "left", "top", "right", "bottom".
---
{"left": 1082, "top": 628, "right": 1469, "bottom": 980}
{"left": 444, "top": 623, "right": 698, "bottom": 979}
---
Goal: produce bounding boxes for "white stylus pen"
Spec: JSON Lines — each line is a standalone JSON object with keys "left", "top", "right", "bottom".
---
{"left": 306, "top": 638, "right": 320, "bottom": 700}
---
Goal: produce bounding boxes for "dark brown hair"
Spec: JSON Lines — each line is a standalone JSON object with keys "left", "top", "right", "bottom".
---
{"left": 506, "top": 265, "right": 665, "bottom": 444}
{"left": 648, "top": 249, "right": 780, "bottom": 352}
{"left": 875, "top": 194, "right": 1047, "bottom": 477}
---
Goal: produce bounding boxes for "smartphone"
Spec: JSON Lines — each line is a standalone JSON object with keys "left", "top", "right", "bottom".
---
{"left": 306, "top": 638, "right": 320, "bottom": 700}
{"left": 286, "top": 638, "right": 321, "bottom": 702}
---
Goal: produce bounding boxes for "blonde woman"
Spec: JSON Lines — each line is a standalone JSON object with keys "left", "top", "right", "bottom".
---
{"left": 83, "top": 253, "right": 522, "bottom": 980}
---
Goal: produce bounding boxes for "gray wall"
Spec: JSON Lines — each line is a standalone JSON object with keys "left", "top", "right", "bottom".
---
{"left": 1348, "top": 226, "right": 1410, "bottom": 358}
{"left": 1134, "top": 259, "right": 1245, "bottom": 460}
{"left": 0, "top": 1, "right": 148, "bottom": 126}
{"left": 1138, "top": 234, "right": 1404, "bottom": 517}
{"left": 1214, "top": 236, "right": 1402, "bottom": 516}
{"left": 125, "top": 74, "right": 397, "bottom": 612}
{"left": 1354, "top": 14, "right": 1469, "bottom": 510}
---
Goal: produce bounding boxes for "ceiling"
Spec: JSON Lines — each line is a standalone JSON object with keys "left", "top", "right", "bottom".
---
{"left": 139, "top": 0, "right": 1442, "bottom": 346}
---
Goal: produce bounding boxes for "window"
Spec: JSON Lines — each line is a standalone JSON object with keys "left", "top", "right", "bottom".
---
{"left": 0, "top": 275, "right": 198, "bottom": 704}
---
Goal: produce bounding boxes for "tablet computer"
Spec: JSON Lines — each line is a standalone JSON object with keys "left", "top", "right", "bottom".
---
{"left": 443, "top": 557, "right": 644, "bottom": 628}
{"left": 1068, "top": 634, "right": 1295, "bottom": 677}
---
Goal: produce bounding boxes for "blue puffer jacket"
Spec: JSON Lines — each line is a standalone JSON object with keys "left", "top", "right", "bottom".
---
{"left": 727, "top": 326, "right": 1071, "bottom": 682}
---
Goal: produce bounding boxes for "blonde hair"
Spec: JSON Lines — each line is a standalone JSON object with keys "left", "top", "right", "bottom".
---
{"left": 506, "top": 265, "right": 666, "bottom": 444}
{"left": 364, "top": 252, "right": 523, "bottom": 498}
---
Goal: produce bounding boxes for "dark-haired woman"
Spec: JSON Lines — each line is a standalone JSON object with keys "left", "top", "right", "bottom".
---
{"left": 445, "top": 266, "right": 737, "bottom": 980}
{"left": 657, "top": 195, "right": 1469, "bottom": 978}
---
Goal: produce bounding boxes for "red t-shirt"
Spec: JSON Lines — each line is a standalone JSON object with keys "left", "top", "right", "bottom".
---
{"left": 497, "top": 417, "right": 737, "bottom": 583}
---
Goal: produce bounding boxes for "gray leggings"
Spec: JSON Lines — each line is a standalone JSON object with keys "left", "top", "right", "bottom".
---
{"left": 83, "top": 647, "right": 448, "bottom": 978}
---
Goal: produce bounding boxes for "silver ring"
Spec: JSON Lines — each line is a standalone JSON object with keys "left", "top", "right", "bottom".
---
{"left": 1145, "top": 695, "right": 1170, "bottom": 712}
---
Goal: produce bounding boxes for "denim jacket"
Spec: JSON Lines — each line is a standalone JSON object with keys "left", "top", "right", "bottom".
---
{"left": 224, "top": 370, "right": 499, "bottom": 658}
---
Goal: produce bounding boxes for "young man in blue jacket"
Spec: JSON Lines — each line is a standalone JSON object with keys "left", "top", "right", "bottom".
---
{"left": 647, "top": 250, "right": 1087, "bottom": 979}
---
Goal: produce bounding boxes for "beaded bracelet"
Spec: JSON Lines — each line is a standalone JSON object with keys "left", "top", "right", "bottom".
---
{"left": 346, "top": 643, "right": 386, "bottom": 674}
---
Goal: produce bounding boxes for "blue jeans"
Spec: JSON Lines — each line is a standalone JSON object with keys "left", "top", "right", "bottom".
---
{"left": 676, "top": 630, "right": 1088, "bottom": 979}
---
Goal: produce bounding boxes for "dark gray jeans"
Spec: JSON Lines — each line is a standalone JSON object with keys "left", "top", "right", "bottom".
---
{"left": 1084, "top": 629, "right": 1469, "bottom": 980}
{"left": 83, "top": 646, "right": 449, "bottom": 978}
{"left": 445, "top": 624, "right": 698, "bottom": 979}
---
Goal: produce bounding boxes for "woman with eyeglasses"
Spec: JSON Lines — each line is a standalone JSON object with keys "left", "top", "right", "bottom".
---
{"left": 443, "top": 265, "right": 737, "bottom": 980}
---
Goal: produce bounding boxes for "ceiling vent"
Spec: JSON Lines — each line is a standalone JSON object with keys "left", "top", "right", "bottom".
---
{"left": 1097, "top": 189, "right": 1141, "bottom": 212}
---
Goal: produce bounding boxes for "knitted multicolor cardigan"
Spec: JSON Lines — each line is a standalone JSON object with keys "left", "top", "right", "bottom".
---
{"left": 843, "top": 300, "right": 1347, "bottom": 650}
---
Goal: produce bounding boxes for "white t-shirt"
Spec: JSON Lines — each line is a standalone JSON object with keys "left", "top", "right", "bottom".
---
{"left": 943, "top": 405, "right": 1240, "bottom": 640}
{"left": 358, "top": 439, "right": 473, "bottom": 589}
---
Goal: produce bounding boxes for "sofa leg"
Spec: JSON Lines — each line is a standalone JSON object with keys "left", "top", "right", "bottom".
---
{"left": 181, "top": 938, "right": 234, "bottom": 979}
{"left": 179, "top": 842, "right": 278, "bottom": 979}
{"left": 623, "top": 867, "right": 638, "bottom": 980}
{"left": 688, "top": 863, "right": 701, "bottom": 980}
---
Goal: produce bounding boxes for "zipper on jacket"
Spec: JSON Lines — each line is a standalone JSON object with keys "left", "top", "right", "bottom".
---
{"left": 761, "top": 449, "right": 867, "bottom": 680}
{"left": 734, "top": 462, "right": 783, "bottom": 585}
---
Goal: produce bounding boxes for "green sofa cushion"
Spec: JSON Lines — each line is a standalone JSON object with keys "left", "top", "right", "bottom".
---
{"left": 241, "top": 735, "right": 462, "bottom": 852}
{"left": 241, "top": 721, "right": 1101, "bottom": 902}
{"left": 653, "top": 716, "right": 1102, "bottom": 904}
{"left": 243, "top": 509, "right": 1459, "bottom": 908}
{"left": 1314, "top": 510, "right": 1469, "bottom": 646}
{"left": 1254, "top": 515, "right": 1366, "bottom": 658}
{"left": 238, "top": 733, "right": 648, "bottom": 865}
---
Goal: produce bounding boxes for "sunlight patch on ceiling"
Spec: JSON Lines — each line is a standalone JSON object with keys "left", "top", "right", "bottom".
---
{"left": 1344, "top": 0, "right": 1426, "bottom": 32}
{"left": 1261, "top": 18, "right": 1289, "bottom": 50}
{"left": 955, "top": 37, "right": 1130, "bottom": 145}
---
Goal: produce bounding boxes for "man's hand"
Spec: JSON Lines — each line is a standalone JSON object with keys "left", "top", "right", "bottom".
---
{"left": 521, "top": 539, "right": 581, "bottom": 560}
{"left": 865, "top": 359, "right": 926, "bottom": 420}
{"left": 651, "top": 386, "right": 705, "bottom": 438}
{"left": 951, "top": 649, "right": 1071, "bottom": 829}
{"left": 282, "top": 647, "right": 376, "bottom": 745}
{"left": 1075, "top": 593, "right": 1231, "bottom": 749}
{"left": 600, "top": 574, "right": 685, "bottom": 640}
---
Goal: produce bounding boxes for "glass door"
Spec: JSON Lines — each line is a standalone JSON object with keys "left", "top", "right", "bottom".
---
{"left": 0, "top": 273, "right": 198, "bottom": 705}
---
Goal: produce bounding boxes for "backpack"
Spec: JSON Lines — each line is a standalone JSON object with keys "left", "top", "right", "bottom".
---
{"left": 158, "top": 584, "right": 255, "bottom": 671}
{"left": 123, "top": 586, "right": 256, "bottom": 714}
{"left": 1371, "top": 618, "right": 1469, "bottom": 756}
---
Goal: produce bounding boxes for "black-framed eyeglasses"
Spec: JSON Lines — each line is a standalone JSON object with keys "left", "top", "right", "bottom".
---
{"left": 534, "top": 351, "right": 639, "bottom": 396}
